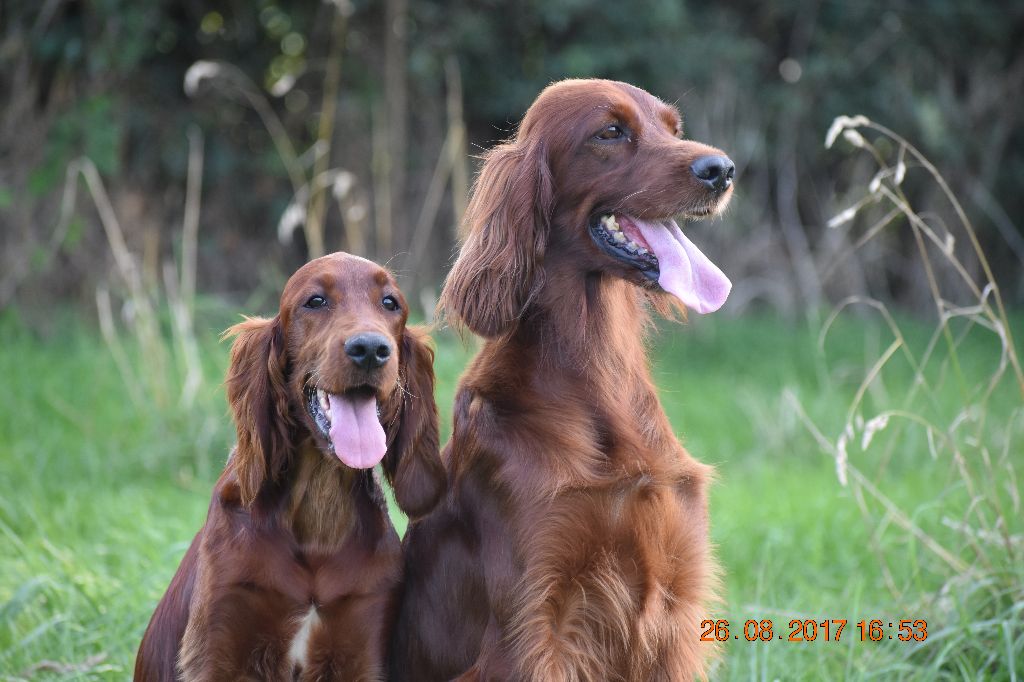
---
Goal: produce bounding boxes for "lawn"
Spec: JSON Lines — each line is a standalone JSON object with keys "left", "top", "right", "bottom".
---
{"left": 0, "top": 306, "right": 1020, "bottom": 680}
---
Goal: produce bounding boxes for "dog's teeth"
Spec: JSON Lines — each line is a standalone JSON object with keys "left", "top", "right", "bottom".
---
{"left": 613, "top": 232, "right": 626, "bottom": 244}
{"left": 637, "top": 247, "right": 649, "bottom": 256}
{"left": 317, "top": 389, "right": 329, "bottom": 413}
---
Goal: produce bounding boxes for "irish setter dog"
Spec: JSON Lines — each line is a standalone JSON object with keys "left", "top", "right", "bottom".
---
{"left": 389, "top": 79, "right": 734, "bottom": 680}
{"left": 135, "top": 253, "right": 444, "bottom": 681}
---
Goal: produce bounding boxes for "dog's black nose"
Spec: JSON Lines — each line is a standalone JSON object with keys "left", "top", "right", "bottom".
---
{"left": 344, "top": 333, "right": 392, "bottom": 369}
{"left": 691, "top": 155, "right": 736, "bottom": 192}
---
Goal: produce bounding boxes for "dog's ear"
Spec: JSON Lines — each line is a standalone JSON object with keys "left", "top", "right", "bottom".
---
{"left": 223, "top": 316, "right": 292, "bottom": 507}
{"left": 382, "top": 326, "right": 444, "bottom": 519}
{"left": 439, "top": 140, "right": 553, "bottom": 337}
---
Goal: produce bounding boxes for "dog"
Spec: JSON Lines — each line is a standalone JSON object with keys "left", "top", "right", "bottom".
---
{"left": 135, "top": 252, "right": 444, "bottom": 681}
{"left": 389, "top": 79, "right": 734, "bottom": 681}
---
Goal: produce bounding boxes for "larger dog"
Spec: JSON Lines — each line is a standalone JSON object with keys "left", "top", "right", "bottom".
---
{"left": 135, "top": 253, "right": 444, "bottom": 680}
{"left": 389, "top": 79, "right": 734, "bottom": 680}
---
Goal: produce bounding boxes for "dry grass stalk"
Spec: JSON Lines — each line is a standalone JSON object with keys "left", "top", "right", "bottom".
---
{"left": 21, "top": 652, "right": 108, "bottom": 676}
{"left": 163, "top": 261, "right": 201, "bottom": 408}
{"left": 795, "top": 115, "right": 1024, "bottom": 674}
{"left": 185, "top": 60, "right": 323, "bottom": 261}
{"left": 372, "top": 98, "right": 394, "bottom": 258}
{"left": 408, "top": 128, "right": 456, "bottom": 273}
{"left": 61, "top": 143, "right": 208, "bottom": 411}
{"left": 445, "top": 56, "right": 468, "bottom": 234}
{"left": 95, "top": 285, "right": 143, "bottom": 409}
{"left": 180, "top": 126, "right": 203, "bottom": 310}
{"left": 63, "top": 158, "right": 171, "bottom": 406}
{"left": 303, "top": 4, "right": 349, "bottom": 258}
{"left": 184, "top": 61, "right": 305, "bottom": 196}
{"left": 407, "top": 57, "right": 470, "bottom": 291}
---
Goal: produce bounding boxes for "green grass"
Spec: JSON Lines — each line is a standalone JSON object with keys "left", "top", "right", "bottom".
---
{"left": 0, "top": 308, "right": 1020, "bottom": 680}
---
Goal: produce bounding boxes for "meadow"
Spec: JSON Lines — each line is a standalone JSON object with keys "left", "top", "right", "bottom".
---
{"left": 1, "top": 301, "right": 1020, "bottom": 680}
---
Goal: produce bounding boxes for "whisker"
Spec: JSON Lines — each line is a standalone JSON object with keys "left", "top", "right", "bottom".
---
{"left": 608, "top": 189, "right": 650, "bottom": 215}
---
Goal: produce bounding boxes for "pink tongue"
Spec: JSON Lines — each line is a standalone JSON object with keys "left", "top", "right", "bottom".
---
{"left": 632, "top": 218, "right": 731, "bottom": 314}
{"left": 328, "top": 392, "right": 387, "bottom": 469}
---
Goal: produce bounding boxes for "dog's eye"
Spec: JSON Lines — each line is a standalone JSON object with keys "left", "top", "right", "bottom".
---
{"left": 382, "top": 295, "right": 400, "bottom": 311}
{"left": 304, "top": 295, "right": 327, "bottom": 309}
{"left": 595, "top": 124, "right": 626, "bottom": 141}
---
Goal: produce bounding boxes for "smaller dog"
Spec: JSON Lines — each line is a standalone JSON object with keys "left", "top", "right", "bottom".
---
{"left": 135, "top": 252, "right": 443, "bottom": 681}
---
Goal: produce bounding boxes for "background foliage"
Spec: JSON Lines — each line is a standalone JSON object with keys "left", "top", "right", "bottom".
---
{"left": 2, "top": 0, "right": 1023, "bottom": 315}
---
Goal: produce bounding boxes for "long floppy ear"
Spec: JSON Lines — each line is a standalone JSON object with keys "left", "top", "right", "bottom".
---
{"left": 438, "top": 139, "right": 554, "bottom": 337}
{"left": 382, "top": 326, "right": 444, "bottom": 519}
{"left": 223, "top": 316, "right": 292, "bottom": 507}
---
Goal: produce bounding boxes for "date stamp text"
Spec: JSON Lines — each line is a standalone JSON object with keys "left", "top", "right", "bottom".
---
{"left": 701, "top": 619, "right": 928, "bottom": 643}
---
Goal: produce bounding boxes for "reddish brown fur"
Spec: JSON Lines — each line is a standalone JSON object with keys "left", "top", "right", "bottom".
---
{"left": 389, "top": 79, "right": 731, "bottom": 680}
{"left": 135, "top": 253, "right": 443, "bottom": 681}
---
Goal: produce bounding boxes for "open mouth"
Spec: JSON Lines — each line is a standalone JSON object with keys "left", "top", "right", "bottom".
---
{"left": 303, "top": 384, "right": 387, "bottom": 469}
{"left": 590, "top": 214, "right": 660, "bottom": 280}
{"left": 588, "top": 212, "right": 733, "bottom": 315}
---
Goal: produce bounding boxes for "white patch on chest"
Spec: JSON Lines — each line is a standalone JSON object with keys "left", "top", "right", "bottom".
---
{"left": 288, "top": 605, "right": 321, "bottom": 672}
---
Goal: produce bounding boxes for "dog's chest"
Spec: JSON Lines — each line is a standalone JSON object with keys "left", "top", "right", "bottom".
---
{"left": 287, "top": 605, "right": 321, "bottom": 673}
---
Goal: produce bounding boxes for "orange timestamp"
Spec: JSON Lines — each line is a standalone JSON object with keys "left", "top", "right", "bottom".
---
{"left": 700, "top": 618, "right": 928, "bottom": 643}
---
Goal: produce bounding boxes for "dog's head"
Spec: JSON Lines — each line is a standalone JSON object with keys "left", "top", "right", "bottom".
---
{"left": 224, "top": 252, "right": 443, "bottom": 517}
{"left": 441, "top": 79, "right": 734, "bottom": 337}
